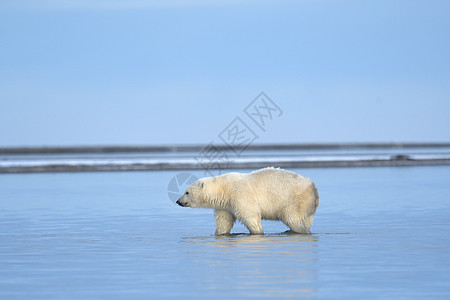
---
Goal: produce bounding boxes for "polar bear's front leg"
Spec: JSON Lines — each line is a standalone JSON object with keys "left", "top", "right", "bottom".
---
{"left": 214, "top": 209, "right": 236, "bottom": 235}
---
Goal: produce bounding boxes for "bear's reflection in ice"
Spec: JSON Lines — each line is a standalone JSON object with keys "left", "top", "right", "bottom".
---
{"left": 181, "top": 233, "right": 318, "bottom": 298}
{"left": 184, "top": 232, "right": 317, "bottom": 246}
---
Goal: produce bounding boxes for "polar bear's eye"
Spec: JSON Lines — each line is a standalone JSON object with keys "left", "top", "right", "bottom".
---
{"left": 185, "top": 191, "right": 189, "bottom": 195}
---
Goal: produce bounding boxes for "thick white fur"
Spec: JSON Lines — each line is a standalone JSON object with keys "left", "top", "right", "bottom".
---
{"left": 177, "top": 167, "right": 319, "bottom": 235}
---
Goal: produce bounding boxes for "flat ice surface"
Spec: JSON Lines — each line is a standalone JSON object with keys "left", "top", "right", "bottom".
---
{"left": 1, "top": 166, "right": 450, "bottom": 298}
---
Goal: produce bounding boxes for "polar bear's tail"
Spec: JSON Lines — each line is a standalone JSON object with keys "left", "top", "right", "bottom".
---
{"left": 313, "top": 184, "right": 319, "bottom": 209}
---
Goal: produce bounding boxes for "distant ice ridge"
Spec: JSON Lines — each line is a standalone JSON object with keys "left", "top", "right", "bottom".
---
{"left": 1, "top": 153, "right": 450, "bottom": 172}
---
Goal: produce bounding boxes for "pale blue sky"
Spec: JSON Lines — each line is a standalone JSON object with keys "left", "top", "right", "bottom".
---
{"left": 1, "top": 0, "right": 449, "bottom": 146}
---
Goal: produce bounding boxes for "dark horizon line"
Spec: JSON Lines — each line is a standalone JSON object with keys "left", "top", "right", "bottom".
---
{"left": 1, "top": 142, "right": 450, "bottom": 155}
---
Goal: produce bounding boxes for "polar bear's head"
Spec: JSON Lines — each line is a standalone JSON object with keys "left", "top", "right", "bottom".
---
{"left": 176, "top": 179, "right": 205, "bottom": 208}
{"left": 176, "top": 175, "right": 230, "bottom": 209}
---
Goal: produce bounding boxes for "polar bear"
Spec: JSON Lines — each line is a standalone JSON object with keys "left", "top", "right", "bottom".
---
{"left": 176, "top": 167, "right": 319, "bottom": 235}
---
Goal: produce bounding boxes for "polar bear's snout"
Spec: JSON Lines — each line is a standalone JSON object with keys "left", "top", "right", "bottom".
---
{"left": 176, "top": 197, "right": 189, "bottom": 207}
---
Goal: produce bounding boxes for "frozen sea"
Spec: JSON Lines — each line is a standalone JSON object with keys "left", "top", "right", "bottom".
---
{"left": 1, "top": 166, "right": 450, "bottom": 299}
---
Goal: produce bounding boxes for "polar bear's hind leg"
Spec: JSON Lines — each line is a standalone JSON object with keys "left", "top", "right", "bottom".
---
{"left": 283, "top": 216, "right": 311, "bottom": 234}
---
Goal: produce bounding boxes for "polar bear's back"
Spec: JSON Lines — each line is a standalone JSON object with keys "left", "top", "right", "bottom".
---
{"left": 248, "top": 167, "right": 312, "bottom": 188}
{"left": 243, "top": 167, "right": 316, "bottom": 219}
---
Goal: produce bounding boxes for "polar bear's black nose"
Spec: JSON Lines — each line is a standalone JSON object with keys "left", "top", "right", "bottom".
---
{"left": 176, "top": 199, "right": 184, "bottom": 207}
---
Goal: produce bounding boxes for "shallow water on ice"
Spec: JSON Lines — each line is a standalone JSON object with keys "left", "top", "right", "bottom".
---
{"left": 1, "top": 166, "right": 450, "bottom": 298}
